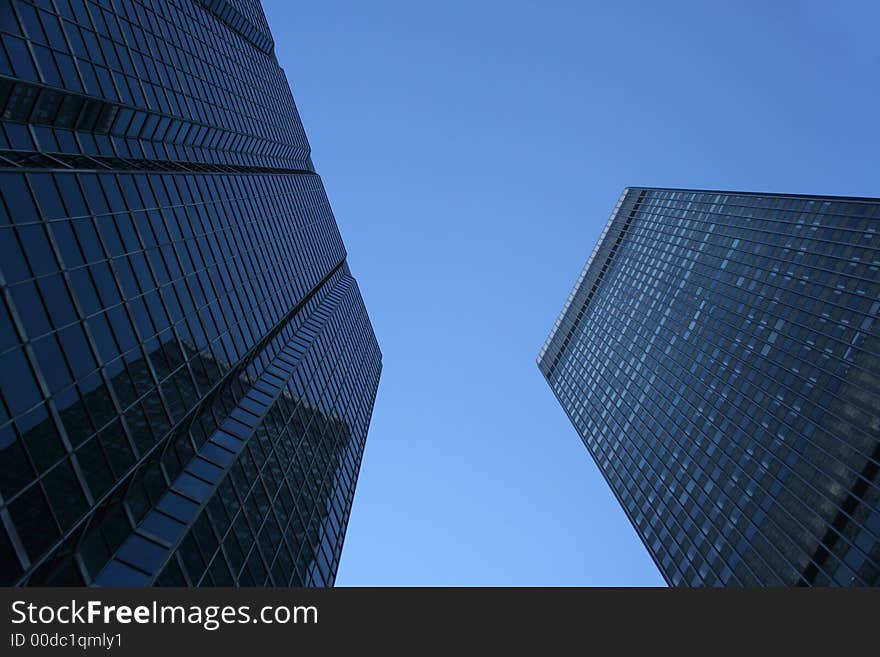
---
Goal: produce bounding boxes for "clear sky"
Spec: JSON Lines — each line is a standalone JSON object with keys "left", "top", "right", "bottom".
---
{"left": 261, "top": 0, "right": 880, "bottom": 585}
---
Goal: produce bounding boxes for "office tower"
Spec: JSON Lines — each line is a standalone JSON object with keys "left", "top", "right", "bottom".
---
{"left": 538, "top": 188, "right": 880, "bottom": 586}
{"left": 0, "top": 0, "right": 382, "bottom": 586}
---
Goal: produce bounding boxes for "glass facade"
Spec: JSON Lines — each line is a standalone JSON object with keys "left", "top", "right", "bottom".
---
{"left": 539, "top": 188, "right": 880, "bottom": 586}
{"left": 0, "top": 0, "right": 381, "bottom": 586}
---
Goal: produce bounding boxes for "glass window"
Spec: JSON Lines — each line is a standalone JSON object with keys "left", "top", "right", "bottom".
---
{"left": 54, "top": 52, "right": 81, "bottom": 92}
{"left": 42, "top": 459, "right": 88, "bottom": 531}
{"left": 3, "top": 62, "right": 42, "bottom": 100}
{"left": 0, "top": 228, "right": 31, "bottom": 282}
{"left": 71, "top": 217, "right": 104, "bottom": 262}
{"left": 86, "top": 312, "right": 118, "bottom": 362}
{"left": 99, "top": 419, "right": 133, "bottom": 473}
{"left": 53, "top": 382, "right": 92, "bottom": 441}
{"left": 30, "top": 88, "right": 63, "bottom": 125}
{"left": 80, "top": 175, "right": 109, "bottom": 215}
{"left": 32, "top": 44, "right": 62, "bottom": 87}
{"left": 1, "top": 174, "right": 38, "bottom": 224}
{"left": 0, "top": 297, "right": 18, "bottom": 352}
{"left": 54, "top": 93, "right": 84, "bottom": 128}
{"left": 96, "top": 216, "right": 124, "bottom": 257}
{"left": 0, "top": 423, "right": 35, "bottom": 498}
{"left": 32, "top": 333, "right": 73, "bottom": 393}
{"left": 37, "top": 274, "right": 77, "bottom": 329}
{"left": 107, "top": 305, "right": 136, "bottom": 352}
{"left": 0, "top": 349, "right": 41, "bottom": 415}
{"left": 2, "top": 35, "right": 38, "bottom": 81}
{"left": 99, "top": 175, "right": 126, "bottom": 214}
{"left": 17, "top": 224, "right": 58, "bottom": 276}
{"left": 8, "top": 483, "right": 59, "bottom": 560}
{"left": 48, "top": 221, "right": 84, "bottom": 268}
{"left": 89, "top": 261, "right": 121, "bottom": 308}
{"left": 68, "top": 268, "right": 100, "bottom": 316}
{"left": 17, "top": 402, "right": 64, "bottom": 471}
{"left": 27, "top": 174, "right": 67, "bottom": 221}
{"left": 116, "top": 534, "right": 167, "bottom": 572}
{"left": 76, "top": 436, "right": 112, "bottom": 497}
{"left": 10, "top": 281, "right": 51, "bottom": 338}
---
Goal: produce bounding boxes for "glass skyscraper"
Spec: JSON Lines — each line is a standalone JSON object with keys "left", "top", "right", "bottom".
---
{"left": 538, "top": 188, "right": 879, "bottom": 586}
{"left": 0, "top": 0, "right": 381, "bottom": 586}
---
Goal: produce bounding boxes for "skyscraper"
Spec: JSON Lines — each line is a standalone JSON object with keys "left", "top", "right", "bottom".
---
{"left": 538, "top": 187, "right": 879, "bottom": 586}
{"left": 0, "top": 0, "right": 381, "bottom": 586}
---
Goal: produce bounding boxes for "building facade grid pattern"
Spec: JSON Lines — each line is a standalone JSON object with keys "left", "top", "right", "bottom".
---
{"left": 1, "top": 0, "right": 311, "bottom": 170}
{"left": 0, "top": 0, "right": 381, "bottom": 587}
{"left": 539, "top": 188, "right": 879, "bottom": 586}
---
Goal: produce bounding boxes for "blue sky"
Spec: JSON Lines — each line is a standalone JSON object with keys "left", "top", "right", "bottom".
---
{"left": 261, "top": 1, "right": 880, "bottom": 585}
